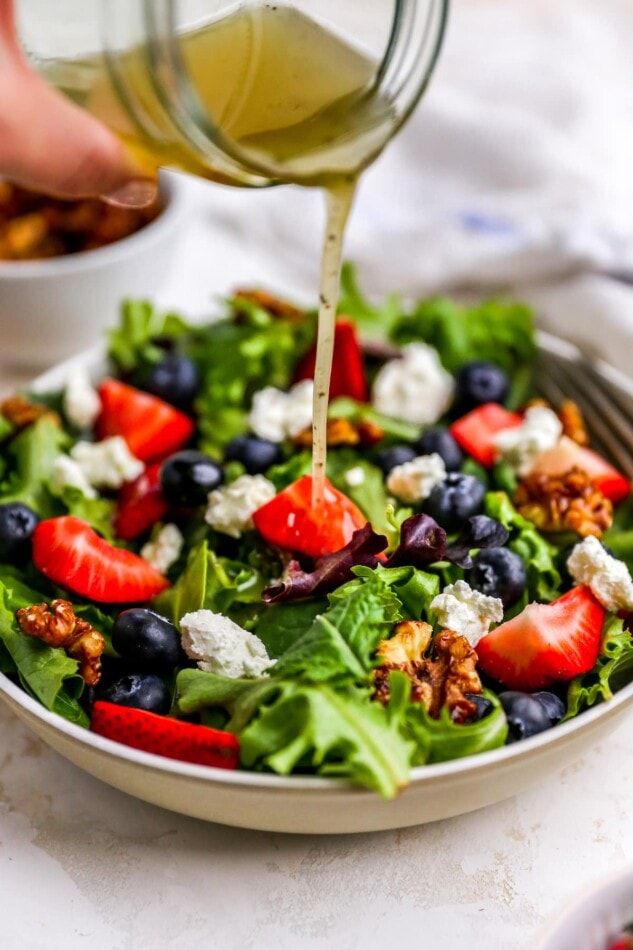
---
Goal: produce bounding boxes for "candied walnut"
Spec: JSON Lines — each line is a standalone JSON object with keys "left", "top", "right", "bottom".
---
{"left": 558, "top": 400, "right": 589, "bottom": 446}
{"left": 292, "top": 416, "right": 384, "bottom": 449}
{"left": 515, "top": 466, "right": 612, "bottom": 538}
{"left": 232, "top": 289, "right": 305, "bottom": 322}
{"left": 376, "top": 620, "right": 433, "bottom": 666}
{"left": 16, "top": 599, "right": 105, "bottom": 686}
{"left": 0, "top": 395, "right": 60, "bottom": 431}
{"left": 374, "top": 627, "right": 483, "bottom": 724}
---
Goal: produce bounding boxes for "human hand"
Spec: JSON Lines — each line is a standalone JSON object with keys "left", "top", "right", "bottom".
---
{"left": 0, "top": 0, "right": 156, "bottom": 207}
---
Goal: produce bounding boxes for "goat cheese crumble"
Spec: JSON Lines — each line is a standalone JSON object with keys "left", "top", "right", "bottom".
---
{"left": 62, "top": 366, "right": 101, "bottom": 430}
{"left": 430, "top": 580, "right": 504, "bottom": 647}
{"left": 51, "top": 455, "right": 97, "bottom": 499}
{"left": 248, "top": 380, "right": 314, "bottom": 442}
{"left": 179, "top": 609, "right": 274, "bottom": 678}
{"left": 70, "top": 437, "right": 144, "bottom": 490}
{"left": 494, "top": 406, "right": 562, "bottom": 476}
{"left": 371, "top": 343, "right": 454, "bottom": 426}
{"left": 386, "top": 453, "right": 446, "bottom": 504}
{"left": 205, "top": 474, "right": 276, "bottom": 538}
{"left": 567, "top": 535, "right": 633, "bottom": 612}
{"left": 141, "top": 524, "right": 184, "bottom": 574}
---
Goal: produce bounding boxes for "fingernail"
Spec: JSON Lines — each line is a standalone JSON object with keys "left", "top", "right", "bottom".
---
{"left": 101, "top": 178, "right": 159, "bottom": 209}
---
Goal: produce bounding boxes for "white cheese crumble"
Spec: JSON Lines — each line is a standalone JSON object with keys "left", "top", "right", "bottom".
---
{"left": 62, "top": 366, "right": 101, "bottom": 430}
{"left": 494, "top": 406, "right": 562, "bottom": 476}
{"left": 344, "top": 466, "right": 366, "bottom": 488}
{"left": 371, "top": 343, "right": 454, "bottom": 426}
{"left": 140, "top": 524, "right": 184, "bottom": 575}
{"left": 70, "top": 437, "right": 144, "bottom": 490}
{"left": 51, "top": 455, "right": 97, "bottom": 499}
{"left": 386, "top": 453, "right": 447, "bottom": 504}
{"left": 567, "top": 535, "right": 633, "bottom": 612}
{"left": 430, "top": 580, "right": 504, "bottom": 648}
{"left": 248, "top": 380, "right": 314, "bottom": 443}
{"left": 205, "top": 474, "right": 276, "bottom": 538}
{"left": 180, "top": 609, "right": 273, "bottom": 679}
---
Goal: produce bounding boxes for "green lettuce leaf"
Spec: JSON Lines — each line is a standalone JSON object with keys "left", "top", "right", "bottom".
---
{"left": 403, "top": 687, "right": 508, "bottom": 763}
{"left": 0, "top": 574, "right": 88, "bottom": 726}
{"left": 336, "top": 262, "right": 403, "bottom": 341}
{"left": 484, "top": 492, "right": 562, "bottom": 606}
{"left": 190, "top": 304, "right": 315, "bottom": 454}
{"left": 57, "top": 486, "right": 115, "bottom": 541}
{"left": 566, "top": 616, "right": 633, "bottom": 718}
{"left": 272, "top": 567, "right": 402, "bottom": 684}
{"left": 107, "top": 299, "right": 190, "bottom": 373}
{"left": 0, "top": 417, "right": 68, "bottom": 517}
{"left": 390, "top": 296, "right": 536, "bottom": 380}
{"left": 327, "top": 397, "right": 420, "bottom": 443}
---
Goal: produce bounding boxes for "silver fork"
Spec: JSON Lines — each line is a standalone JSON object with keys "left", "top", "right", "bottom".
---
{"left": 534, "top": 333, "right": 633, "bottom": 478}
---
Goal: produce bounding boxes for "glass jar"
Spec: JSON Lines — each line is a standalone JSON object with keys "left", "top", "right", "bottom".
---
{"left": 15, "top": 0, "right": 448, "bottom": 188}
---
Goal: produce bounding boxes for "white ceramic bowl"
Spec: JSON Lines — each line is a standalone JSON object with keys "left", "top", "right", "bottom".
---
{"left": 0, "top": 334, "right": 632, "bottom": 835}
{"left": 0, "top": 172, "right": 187, "bottom": 369}
{"left": 535, "top": 866, "right": 633, "bottom": 950}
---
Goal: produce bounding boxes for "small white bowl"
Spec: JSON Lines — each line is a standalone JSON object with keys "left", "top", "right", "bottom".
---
{"left": 0, "top": 171, "right": 187, "bottom": 370}
{"left": 535, "top": 866, "right": 633, "bottom": 950}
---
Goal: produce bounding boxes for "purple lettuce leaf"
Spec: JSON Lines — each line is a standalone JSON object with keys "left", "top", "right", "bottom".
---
{"left": 385, "top": 513, "right": 447, "bottom": 568}
{"left": 262, "top": 523, "right": 388, "bottom": 604}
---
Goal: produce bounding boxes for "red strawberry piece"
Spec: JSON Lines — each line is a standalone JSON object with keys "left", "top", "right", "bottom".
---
{"left": 252, "top": 474, "right": 368, "bottom": 558}
{"left": 97, "top": 378, "right": 195, "bottom": 463}
{"left": 293, "top": 318, "right": 368, "bottom": 403}
{"left": 114, "top": 461, "right": 168, "bottom": 541}
{"left": 476, "top": 586, "right": 605, "bottom": 691}
{"left": 32, "top": 516, "right": 170, "bottom": 603}
{"left": 90, "top": 701, "right": 239, "bottom": 769}
{"left": 450, "top": 403, "right": 523, "bottom": 467}
{"left": 528, "top": 435, "right": 630, "bottom": 504}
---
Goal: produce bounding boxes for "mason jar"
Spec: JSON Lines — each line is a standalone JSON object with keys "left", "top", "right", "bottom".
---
{"left": 14, "top": 0, "right": 449, "bottom": 188}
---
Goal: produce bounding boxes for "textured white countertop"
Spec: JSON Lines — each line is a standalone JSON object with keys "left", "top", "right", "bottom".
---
{"left": 3, "top": 1, "right": 633, "bottom": 946}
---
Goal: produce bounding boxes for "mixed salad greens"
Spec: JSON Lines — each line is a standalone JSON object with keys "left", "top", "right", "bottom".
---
{"left": 1, "top": 264, "right": 633, "bottom": 799}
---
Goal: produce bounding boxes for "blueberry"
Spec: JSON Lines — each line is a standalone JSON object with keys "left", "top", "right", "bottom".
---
{"left": 225, "top": 434, "right": 283, "bottom": 475}
{"left": 465, "top": 693, "right": 493, "bottom": 722}
{"left": 532, "top": 691, "right": 566, "bottom": 724}
{"left": 424, "top": 472, "right": 485, "bottom": 532}
{"left": 0, "top": 502, "right": 40, "bottom": 563}
{"left": 100, "top": 672, "right": 171, "bottom": 715}
{"left": 374, "top": 445, "right": 417, "bottom": 476}
{"left": 468, "top": 547, "right": 527, "bottom": 608}
{"left": 144, "top": 354, "right": 199, "bottom": 409}
{"left": 414, "top": 427, "right": 464, "bottom": 471}
{"left": 499, "top": 691, "right": 554, "bottom": 743}
{"left": 160, "top": 450, "right": 223, "bottom": 507}
{"left": 454, "top": 360, "right": 509, "bottom": 414}
{"left": 112, "top": 609, "right": 184, "bottom": 672}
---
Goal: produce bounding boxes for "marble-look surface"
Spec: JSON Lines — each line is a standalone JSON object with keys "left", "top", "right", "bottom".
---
{"left": 1, "top": 697, "right": 632, "bottom": 950}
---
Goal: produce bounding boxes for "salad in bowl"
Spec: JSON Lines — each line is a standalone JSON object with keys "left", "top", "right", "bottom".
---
{"left": 1, "top": 264, "right": 632, "bottom": 804}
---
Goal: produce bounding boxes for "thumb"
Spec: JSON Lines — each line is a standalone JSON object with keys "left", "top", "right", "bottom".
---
{"left": 0, "top": 62, "right": 157, "bottom": 205}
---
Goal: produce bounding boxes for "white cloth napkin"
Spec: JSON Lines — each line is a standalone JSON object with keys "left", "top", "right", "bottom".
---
{"left": 158, "top": 0, "right": 633, "bottom": 374}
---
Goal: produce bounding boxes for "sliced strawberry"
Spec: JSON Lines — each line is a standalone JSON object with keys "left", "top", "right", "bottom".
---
{"left": 476, "top": 586, "right": 605, "bottom": 691}
{"left": 97, "top": 378, "right": 194, "bottom": 463}
{"left": 32, "top": 516, "right": 170, "bottom": 603}
{"left": 114, "top": 461, "right": 168, "bottom": 541}
{"left": 90, "top": 701, "right": 239, "bottom": 769}
{"left": 293, "top": 318, "right": 368, "bottom": 402}
{"left": 252, "top": 474, "right": 367, "bottom": 558}
{"left": 529, "top": 435, "right": 631, "bottom": 504}
{"left": 450, "top": 403, "right": 523, "bottom": 467}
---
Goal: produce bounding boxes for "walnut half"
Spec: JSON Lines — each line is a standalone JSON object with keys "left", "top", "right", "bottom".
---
{"left": 374, "top": 626, "right": 483, "bottom": 724}
{"left": 515, "top": 466, "right": 612, "bottom": 537}
{"left": 16, "top": 600, "right": 105, "bottom": 686}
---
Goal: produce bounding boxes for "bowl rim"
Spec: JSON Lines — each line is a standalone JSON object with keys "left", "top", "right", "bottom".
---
{"left": 2, "top": 329, "right": 633, "bottom": 795}
{"left": 0, "top": 172, "right": 187, "bottom": 278}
